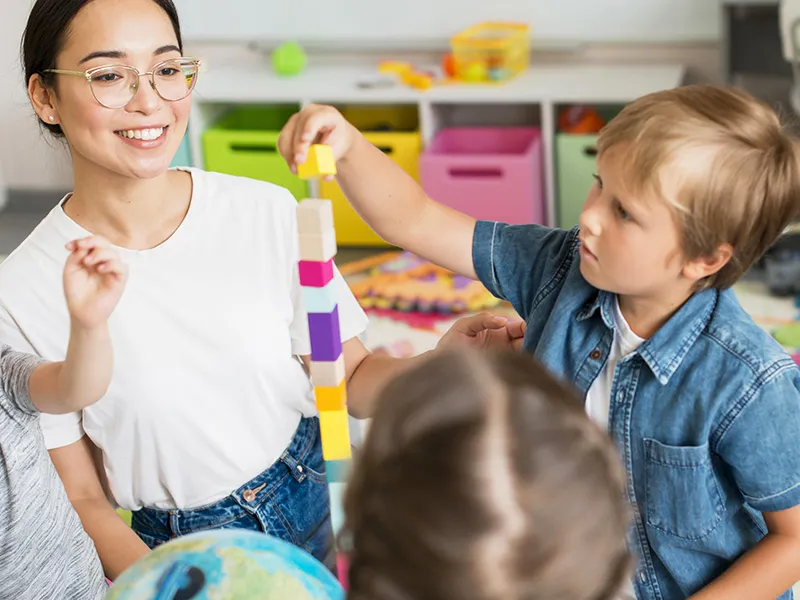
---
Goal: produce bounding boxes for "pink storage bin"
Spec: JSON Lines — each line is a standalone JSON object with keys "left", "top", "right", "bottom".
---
{"left": 420, "top": 127, "right": 544, "bottom": 224}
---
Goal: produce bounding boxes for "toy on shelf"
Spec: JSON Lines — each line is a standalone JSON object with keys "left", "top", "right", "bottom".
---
{"left": 344, "top": 251, "right": 501, "bottom": 315}
{"left": 377, "top": 60, "right": 435, "bottom": 90}
{"left": 447, "top": 21, "right": 530, "bottom": 84}
{"left": 558, "top": 105, "right": 607, "bottom": 134}
{"left": 295, "top": 150, "right": 351, "bottom": 588}
{"left": 271, "top": 41, "right": 307, "bottom": 77}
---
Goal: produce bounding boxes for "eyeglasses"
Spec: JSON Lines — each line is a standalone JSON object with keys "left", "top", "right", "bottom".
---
{"left": 44, "top": 57, "right": 201, "bottom": 109}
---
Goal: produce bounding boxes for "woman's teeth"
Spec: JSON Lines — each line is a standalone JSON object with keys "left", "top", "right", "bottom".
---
{"left": 115, "top": 127, "right": 165, "bottom": 141}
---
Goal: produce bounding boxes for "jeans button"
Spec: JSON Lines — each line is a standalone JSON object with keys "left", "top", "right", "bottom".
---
{"left": 297, "top": 465, "right": 304, "bottom": 473}
{"left": 243, "top": 489, "right": 255, "bottom": 503}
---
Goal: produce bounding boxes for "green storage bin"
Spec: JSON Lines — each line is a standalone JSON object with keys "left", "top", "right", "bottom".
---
{"left": 555, "top": 133, "right": 598, "bottom": 229}
{"left": 202, "top": 105, "right": 307, "bottom": 200}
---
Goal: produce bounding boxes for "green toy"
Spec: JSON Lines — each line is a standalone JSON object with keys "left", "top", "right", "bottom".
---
{"left": 272, "top": 41, "right": 307, "bottom": 77}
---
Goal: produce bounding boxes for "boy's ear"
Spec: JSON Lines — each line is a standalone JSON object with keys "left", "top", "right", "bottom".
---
{"left": 682, "top": 243, "right": 733, "bottom": 282}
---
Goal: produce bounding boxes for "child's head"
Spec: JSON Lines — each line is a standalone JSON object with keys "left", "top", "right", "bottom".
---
{"left": 579, "top": 84, "right": 800, "bottom": 297}
{"left": 343, "top": 348, "right": 631, "bottom": 600}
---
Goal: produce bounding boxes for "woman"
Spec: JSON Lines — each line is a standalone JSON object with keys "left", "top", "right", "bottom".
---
{"left": 2, "top": 0, "right": 524, "bottom": 580}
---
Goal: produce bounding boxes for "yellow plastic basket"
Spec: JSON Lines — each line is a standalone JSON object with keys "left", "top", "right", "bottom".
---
{"left": 450, "top": 21, "right": 530, "bottom": 84}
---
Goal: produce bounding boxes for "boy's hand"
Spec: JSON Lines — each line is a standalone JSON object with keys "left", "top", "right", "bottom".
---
{"left": 63, "top": 236, "right": 128, "bottom": 330}
{"left": 436, "top": 313, "right": 527, "bottom": 353}
{"left": 277, "top": 104, "right": 357, "bottom": 178}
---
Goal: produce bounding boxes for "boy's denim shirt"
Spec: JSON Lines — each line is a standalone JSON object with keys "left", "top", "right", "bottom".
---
{"left": 473, "top": 221, "right": 800, "bottom": 600}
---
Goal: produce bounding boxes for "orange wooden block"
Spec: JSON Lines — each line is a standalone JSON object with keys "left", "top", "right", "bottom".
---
{"left": 315, "top": 380, "right": 347, "bottom": 411}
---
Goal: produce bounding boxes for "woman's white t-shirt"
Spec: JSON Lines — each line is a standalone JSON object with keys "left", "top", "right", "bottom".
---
{"left": 0, "top": 168, "right": 368, "bottom": 511}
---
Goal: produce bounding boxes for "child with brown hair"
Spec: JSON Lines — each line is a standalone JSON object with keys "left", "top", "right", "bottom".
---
{"left": 280, "top": 84, "right": 800, "bottom": 599}
{"left": 343, "top": 347, "right": 631, "bottom": 600}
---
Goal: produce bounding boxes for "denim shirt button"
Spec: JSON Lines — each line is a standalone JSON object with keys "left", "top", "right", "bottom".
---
{"left": 590, "top": 349, "right": 602, "bottom": 360}
{"left": 639, "top": 571, "right": 647, "bottom": 583}
{"left": 297, "top": 465, "right": 304, "bottom": 473}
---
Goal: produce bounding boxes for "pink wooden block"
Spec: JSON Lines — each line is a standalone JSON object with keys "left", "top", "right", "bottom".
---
{"left": 299, "top": 258, "right": 334, "bottom": 287}
{"left": 337, "top": 554, "right": 349, "bottom": 589}
{"left": 792, "top": 353, "right": 800, "bottom": 366}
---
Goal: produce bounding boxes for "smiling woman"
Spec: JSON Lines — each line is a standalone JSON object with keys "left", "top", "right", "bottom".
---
{"left": 0, "top": 0, "right": 526, "bottom": 591}
{"left": 23, "top": 0, "right": 192, "bottom": 180}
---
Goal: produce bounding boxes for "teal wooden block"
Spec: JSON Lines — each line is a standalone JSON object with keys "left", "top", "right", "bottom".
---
{"left": 325, "top": 459, "right": 351, "bottom": 484}
{"left": 301, "top": 279, "right": 338, "bottom": 313}
{"left": 328, "top": 481, "right": 347, "bottom": 535}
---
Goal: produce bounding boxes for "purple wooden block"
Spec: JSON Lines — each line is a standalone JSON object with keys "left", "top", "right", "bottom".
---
{"left": 308, "top": 305, "right": 342, "bottom": 361}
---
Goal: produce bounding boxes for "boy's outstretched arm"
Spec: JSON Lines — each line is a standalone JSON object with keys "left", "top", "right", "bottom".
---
{"left": 279, "top": 104, "right": 478, "bottom": 279}
{"left": 29, "top": 236, "right": 127, "bottom": 414}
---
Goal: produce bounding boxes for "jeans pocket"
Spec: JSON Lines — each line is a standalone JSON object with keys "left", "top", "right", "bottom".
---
{"left": 644, "top": 439, "right": 726, "bottom": 541}
{"left": 299, "top": 450, "right": 328, "bottom": 484}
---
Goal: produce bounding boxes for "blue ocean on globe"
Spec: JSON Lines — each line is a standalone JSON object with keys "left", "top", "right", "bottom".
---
{"left": 106, "top": 529, "right": 345, "bottom": 600}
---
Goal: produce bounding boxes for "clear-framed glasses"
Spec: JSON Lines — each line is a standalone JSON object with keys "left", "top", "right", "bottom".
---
{"left": 44, "top": 57, "right": 201, "bottom": 109}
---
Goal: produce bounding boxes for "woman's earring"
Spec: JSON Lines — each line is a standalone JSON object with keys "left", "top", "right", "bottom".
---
{"left": 48, "top": 116, "right": 55, "bottom": 122}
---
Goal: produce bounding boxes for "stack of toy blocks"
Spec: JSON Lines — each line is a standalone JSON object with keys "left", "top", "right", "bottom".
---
{"left": 296, "top": 145, "right": 351, "bottom": 587}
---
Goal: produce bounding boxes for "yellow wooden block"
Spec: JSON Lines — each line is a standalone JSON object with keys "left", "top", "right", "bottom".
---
{"left": 315, "top": 379, "right": 347, "bottom": 411}
{"left": 319, "top": 410, "right": 351, "bottom": 460}
{"left": 298, "top": 144, "right": 337, "bottom": 179}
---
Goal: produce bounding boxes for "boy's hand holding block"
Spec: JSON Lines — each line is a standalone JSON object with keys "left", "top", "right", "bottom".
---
{"left": 297, "top": 144, "right": 337, "bottom": 180}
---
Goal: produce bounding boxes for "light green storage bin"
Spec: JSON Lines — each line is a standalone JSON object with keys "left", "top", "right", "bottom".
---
{"left": 202, "top": 105, "right": 307, "bottom": 200}
{"left": 555, "top": 133, "right": 598, "bottom": 230}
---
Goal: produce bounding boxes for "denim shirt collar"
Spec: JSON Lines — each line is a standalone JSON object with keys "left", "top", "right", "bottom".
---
{"left": 576, "top": 288, "right": 719, "bottom": 385}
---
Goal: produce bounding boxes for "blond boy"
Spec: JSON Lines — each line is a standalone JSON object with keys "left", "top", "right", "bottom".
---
{"left": 278, "top": 85, "right": 800, "bottom": 599}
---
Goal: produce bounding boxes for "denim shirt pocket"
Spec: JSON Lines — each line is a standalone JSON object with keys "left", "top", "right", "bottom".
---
{"left": 644, "top": 439, "right": 726, "bottom": 541}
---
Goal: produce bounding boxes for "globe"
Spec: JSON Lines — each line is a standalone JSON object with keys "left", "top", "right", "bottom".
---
{"left": 106, "top": 529, "right": 345, "bottom": 600}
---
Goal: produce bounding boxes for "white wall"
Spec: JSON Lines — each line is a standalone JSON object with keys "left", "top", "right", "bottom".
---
{"left": 1, "top": 0, "right": 73, "bottom": 192}
{"left": 176, "top": 0, "right": 720, "bottom": 44}
{"left": 0, "top": 0, "right": 722, "bottom": 193}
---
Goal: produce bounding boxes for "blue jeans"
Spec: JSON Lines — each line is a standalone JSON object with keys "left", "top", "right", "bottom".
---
{"left": 130, "top": 416, "right": 334, "bottom": 569}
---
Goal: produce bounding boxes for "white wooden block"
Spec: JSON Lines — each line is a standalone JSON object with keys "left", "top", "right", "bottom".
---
{"left": 297, "top": 199, "right": 334, "bottom": 236}
{"left": 310, "top": 354, "right": 346, "bottom": 387}
{"left": 299, "top": 229, "right": 337, "bottom": 262}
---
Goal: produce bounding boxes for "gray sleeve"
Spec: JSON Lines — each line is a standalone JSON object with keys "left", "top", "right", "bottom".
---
{"left": 0, "top": 344, "right": 47, "bottom": 416}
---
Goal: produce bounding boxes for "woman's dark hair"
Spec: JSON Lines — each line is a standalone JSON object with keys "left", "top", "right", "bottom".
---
{"left": 344, "top": 347, "right": 632, "bottom": 600}
{"left": 21, "top": 0, "right": 183, "bottom": 137}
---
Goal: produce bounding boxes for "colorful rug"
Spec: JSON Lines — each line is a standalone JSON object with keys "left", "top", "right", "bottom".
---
{"left": 341, "top": 251, "right": 518, "bottom": 357}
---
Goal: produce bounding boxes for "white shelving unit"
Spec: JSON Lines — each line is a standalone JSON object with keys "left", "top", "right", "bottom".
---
{"left": 189, "top": 60, "right": 685, "bottom": 229}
